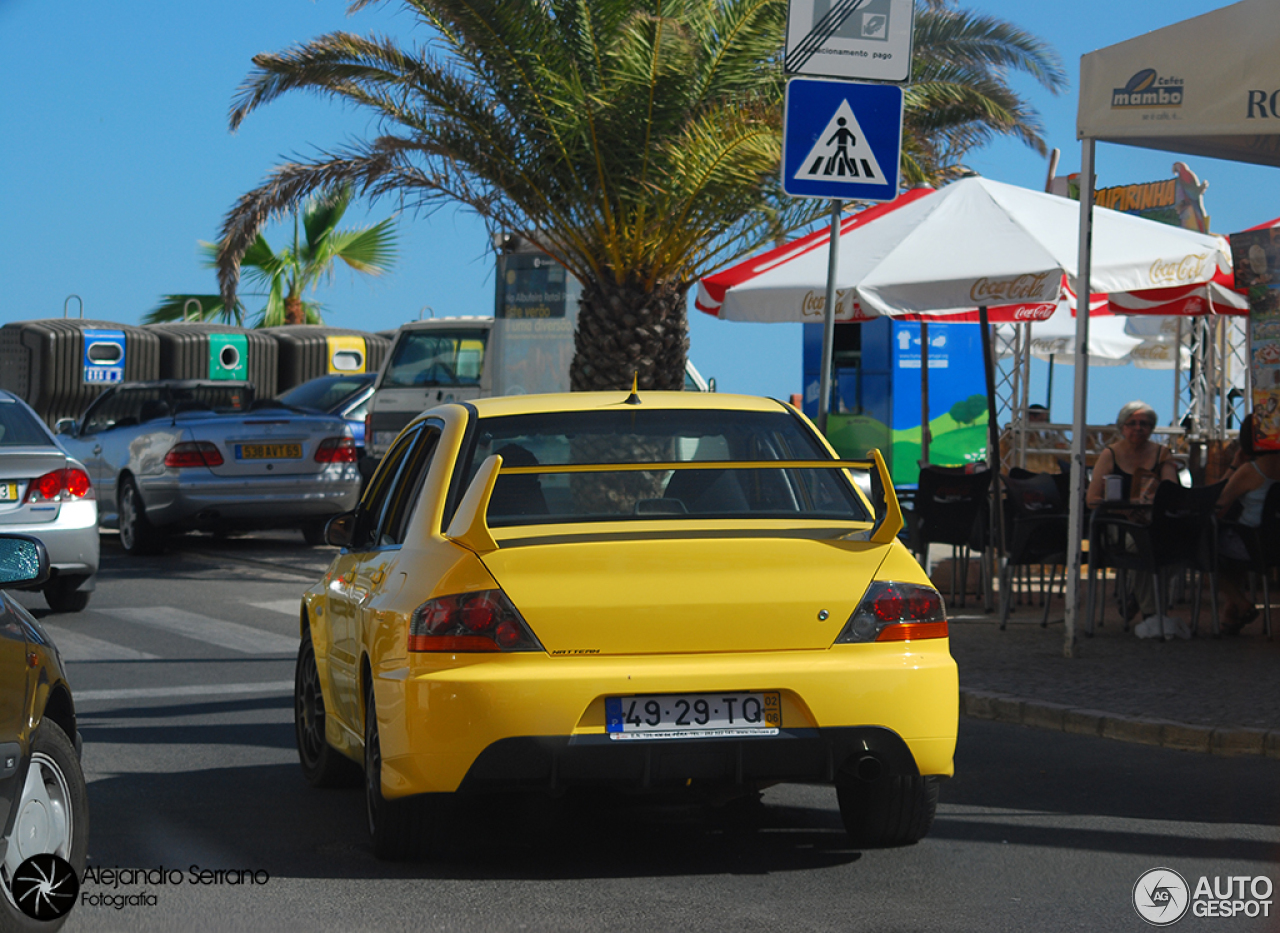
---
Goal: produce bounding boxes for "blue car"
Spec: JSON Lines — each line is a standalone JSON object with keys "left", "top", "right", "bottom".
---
{"left": 277, "top": 373, "right": 376, "bottom": 453}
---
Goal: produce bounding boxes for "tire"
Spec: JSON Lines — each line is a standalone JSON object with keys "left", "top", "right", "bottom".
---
{"left": 294, "top": 635, "right": 361, "bottom": 788}
{"left": 42, "top": 577, "right": 90, "bottom": 614}
{"left": 301, "top": 521, "right": 327, "bottom": 547}
{"left": 836, "top": 774, "right": 938, "bottom": 849}
{"left": 364, "top": 679, "right": 425, "bottom": 860}
{"left": 118, "top": 479, "right": 164, "bottom": 556}
{"left": 1, "top": 721, "right": 89, "bottom": 932}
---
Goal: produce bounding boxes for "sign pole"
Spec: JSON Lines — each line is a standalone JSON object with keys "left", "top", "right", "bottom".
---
{"left": 1064, "top": 137, "right": 1096, "bottom": 660}
{"left": 817, "top": 198, "right": 843, "bottom": 434}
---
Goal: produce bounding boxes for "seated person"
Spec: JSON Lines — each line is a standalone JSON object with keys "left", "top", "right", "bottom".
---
{"left": 1084, "top": 401, "right": 1181, "bottom": 633}
{"left": 1215, "top": 414, "right": 1280, "bottom": 634}
{"left": 488, "top": 444, "right": 549, "bottom": 519}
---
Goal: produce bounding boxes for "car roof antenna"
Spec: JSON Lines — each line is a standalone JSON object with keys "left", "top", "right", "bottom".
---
{"left": 624, "top": 372, "right": 642, "bottom": 406}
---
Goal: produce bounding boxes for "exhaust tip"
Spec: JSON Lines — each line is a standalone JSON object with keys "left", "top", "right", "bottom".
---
{"left": 854, "top": 754, "right": 883, "bottom": 783}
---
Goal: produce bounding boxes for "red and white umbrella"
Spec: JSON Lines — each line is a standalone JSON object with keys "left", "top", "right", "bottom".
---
{"left": 696, "top": 176, "right": 1232, "bottom": 323}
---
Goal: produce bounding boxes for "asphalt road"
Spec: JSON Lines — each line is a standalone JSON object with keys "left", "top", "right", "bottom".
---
{"left": 11, "top": 532, "right": 1280, "bottom": 933}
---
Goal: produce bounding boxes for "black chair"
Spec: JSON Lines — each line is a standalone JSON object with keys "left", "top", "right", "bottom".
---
{"left": 998, "top": 470, "right": 1069, "bottom": 629}
{"left": 1085, "top": 481, "right": 1221, "bottom": 637}
{"left": 1216, "top": 481, "right": 1280, "bottom": 640}
{"left": 913, "top": 465, "right": 992, "bottom": 609}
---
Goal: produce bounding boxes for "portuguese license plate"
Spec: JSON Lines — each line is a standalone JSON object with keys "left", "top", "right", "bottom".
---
{"left": 0, "top": 483, "right": 16, "bottom": 501}
{"left": 605, "top": 692, "right": 780, "bottom": 741}
{"left": 235, "top": 443, "right": 302, "bottom": 460}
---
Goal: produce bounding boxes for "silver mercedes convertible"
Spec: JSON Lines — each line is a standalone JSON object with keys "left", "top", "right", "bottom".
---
{"left": 56, "top": 380, "right": 361, "bottom": 554}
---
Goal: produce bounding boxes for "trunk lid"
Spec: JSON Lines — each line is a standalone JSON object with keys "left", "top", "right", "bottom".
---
{"left": 179, "top": 413, "right": 352, "bottom": 477}
{"left": 480, "top": 529, "right": 890, "bottom": 654}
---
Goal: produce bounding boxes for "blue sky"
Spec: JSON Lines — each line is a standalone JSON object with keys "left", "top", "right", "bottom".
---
{"left": 0, "top": 0, "right": 1267, "bottom": 422}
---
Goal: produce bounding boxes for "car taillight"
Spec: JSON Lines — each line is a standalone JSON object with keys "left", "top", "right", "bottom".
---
{"left": 24, "top": 468, "right": 95, "bottom": 502}
{"left": 315, "top": 436, "right": 357, "bottom": 463}
{"left": 164, "top": 442, "right": 224, "bottom": 468}
{"left": 408, "top": 590, "right": 543, "bottom": 653}
{"left": 834, "top": 581, "right": 948, "bottom": 644}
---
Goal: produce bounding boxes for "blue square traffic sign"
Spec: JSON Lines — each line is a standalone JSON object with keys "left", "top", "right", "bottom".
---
{"left": 782, "top": 78, "right": 903, "bottom": 201}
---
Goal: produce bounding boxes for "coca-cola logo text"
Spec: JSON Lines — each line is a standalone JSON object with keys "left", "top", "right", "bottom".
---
{"left": 801, "top": 289, "right": 870, "bottom": 320}
{"left": 970, "top": 272, "right": 1053, "bottom": 303}
{"left": 1012, "top": 303, "right": 1057, "bottom": 321}
{"left": 1149, "top": 254, "right": 1210, "bottom": 284}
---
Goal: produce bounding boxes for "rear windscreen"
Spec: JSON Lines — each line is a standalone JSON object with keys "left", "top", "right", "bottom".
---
{"left": 0, "top": 400, "right": 53, "bottom": 447}
{"left": 278, "top": 376, "right": 372, "bottom": 411}
{"left": 459, "top": 409, "right": 870, "bottom": 527}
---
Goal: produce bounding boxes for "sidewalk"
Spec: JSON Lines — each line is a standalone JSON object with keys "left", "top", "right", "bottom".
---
{"left": 949, "top": 591, "right": 1280, "bottom": 758}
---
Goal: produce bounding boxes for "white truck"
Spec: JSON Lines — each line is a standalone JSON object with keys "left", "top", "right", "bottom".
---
{"left": 363, "top": 315, "right": 710, "bottom": 461}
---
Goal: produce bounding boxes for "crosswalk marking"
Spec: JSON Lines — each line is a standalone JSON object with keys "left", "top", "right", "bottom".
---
{"left": 42, "top": 624, "right": 159, "bottom": 662}
{"left": 98, "top": 607, "right": 299, "bottom": 655}
{"left": 76, "top": 681, "right": 293, "bottom": 702}
{"left": 251, "top": 599, "right": 304, "bottom": 617}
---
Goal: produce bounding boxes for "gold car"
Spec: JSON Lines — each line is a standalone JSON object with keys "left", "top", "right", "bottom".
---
{"left": 296, "top": 392, "right": 957, "bottom": 859}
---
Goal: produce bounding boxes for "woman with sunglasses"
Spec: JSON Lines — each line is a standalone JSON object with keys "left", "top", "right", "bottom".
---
{"left": 1085, "top": 401, "right": 1182, "bottom": 637}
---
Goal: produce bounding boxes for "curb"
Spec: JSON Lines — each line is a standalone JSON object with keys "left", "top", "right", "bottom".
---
{"left": 960, "top": 688, "right": 1280, "bottom": 758}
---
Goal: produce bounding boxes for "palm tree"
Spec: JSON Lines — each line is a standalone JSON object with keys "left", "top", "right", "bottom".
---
{"left": 215, "top": 0, "right": 1062, "bottom": 388}
{"left": 152, "top": 187, "right": 397, "bottom": 327}
{"left": 903, "top": 1, "right": 1066, "bottom": 185}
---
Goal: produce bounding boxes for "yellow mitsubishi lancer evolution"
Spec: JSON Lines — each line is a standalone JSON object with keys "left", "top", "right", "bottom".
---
{"left": 295, "top": 391, "right": 957, "bottom": 859}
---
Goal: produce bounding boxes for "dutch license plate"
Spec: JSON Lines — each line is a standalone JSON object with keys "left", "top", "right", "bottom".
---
{"left": 605, "top": 692, "right": 780, "bottom": 741}
{"left": 236, "top": 443, "right": 302, "bottom": 460}
{"left": 0, "top": 483, "right": 17, "bottom": 502}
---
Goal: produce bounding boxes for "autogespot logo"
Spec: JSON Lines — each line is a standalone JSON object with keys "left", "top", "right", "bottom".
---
{"left": 1134, "top": 867, "right": 1190, "bottom": 926}
{"left": 11, "top": 853, "right": 79, "bottom": 922}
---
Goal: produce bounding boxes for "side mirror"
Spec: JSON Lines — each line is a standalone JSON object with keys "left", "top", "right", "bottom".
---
{"left": 325, "top": 512, "right": 357, "bottom": 549}
{"left": 53, "top": 418, "right": 77, "bottom": 437}
{"left": 0, "top": 535, "right": 50, "bottom": 588}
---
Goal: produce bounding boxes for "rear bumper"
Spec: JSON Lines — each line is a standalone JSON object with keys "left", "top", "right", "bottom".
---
{"left": 139, "top": 467, "right": 361, "bottom": 529}
{"left": 372, "top": 643, "right": 958, "bottom": 798}
{"left": 460, "top": 726, "right": 933, "bottom": 792}
{"left": 0, "top": 500, "right": 100, "bottom": 575}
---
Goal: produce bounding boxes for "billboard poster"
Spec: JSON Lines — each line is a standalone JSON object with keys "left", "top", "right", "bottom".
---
{"left": 1053, "top": 162, "right": 1210, "bottom": 233}
{"left": 801, "top": 319, "right": 988, "bottom": 484}
{"left": 1230, "top": 227, "right": 1280, "bottom": 450}
{"left": 492, "top": 251, "right": 580, "bottom": 396}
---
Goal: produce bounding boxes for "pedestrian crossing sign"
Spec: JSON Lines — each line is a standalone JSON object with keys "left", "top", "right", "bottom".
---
{"left": 782, "top": 77, "right": 902, "bottom": 201}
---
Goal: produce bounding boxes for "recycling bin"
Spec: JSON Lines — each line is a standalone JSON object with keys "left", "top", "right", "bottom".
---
{"left": 146, "top": 323, "right": 278, "bottom": 397}
{"left": 264, "top": 325, "right": 391, "bottom": 394}
{"left": 0, "top": 319, "right": 161, "bottom": 425}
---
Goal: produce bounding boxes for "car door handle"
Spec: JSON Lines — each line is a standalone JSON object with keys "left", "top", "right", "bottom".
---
{"left": 93, "top": 445, "right": 102, "bottom": 454}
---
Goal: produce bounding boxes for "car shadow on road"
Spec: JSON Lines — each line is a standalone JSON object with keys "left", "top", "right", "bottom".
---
{"left": 82, "top": 761, "right": 865, "bottom": 880}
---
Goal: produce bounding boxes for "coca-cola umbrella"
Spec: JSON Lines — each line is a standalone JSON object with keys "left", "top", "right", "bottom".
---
{"left": 698, "top": 175, "right": 1229, "bottom": 322}
{"left": 698, "top": 175, "right": 1229, "bottom": 471}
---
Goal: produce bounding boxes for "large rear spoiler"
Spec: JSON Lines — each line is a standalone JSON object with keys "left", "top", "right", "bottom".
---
{"left": 445, "top": 449, "right": 902, "bottom": 556}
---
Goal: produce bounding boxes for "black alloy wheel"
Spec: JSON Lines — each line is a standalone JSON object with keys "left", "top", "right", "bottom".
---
{"left": 363, "top": 679, "right": 424, "bottom": 860}
{"left": 293, "top": 634, "right": 360, "bottom": 788}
